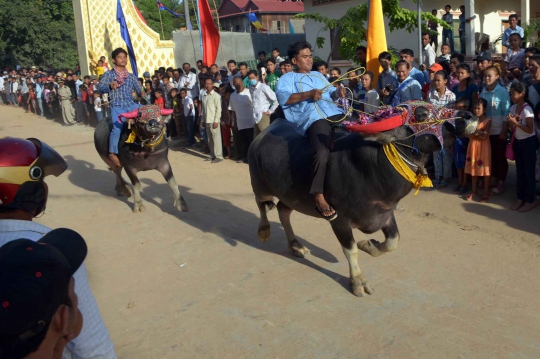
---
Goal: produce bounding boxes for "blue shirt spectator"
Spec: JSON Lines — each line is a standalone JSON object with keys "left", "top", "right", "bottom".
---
{"left": 276, "top": 71, "right": 341, "bottom": 136}
{"left": 410, "top": 67, "right": 426, "bottom": 86}
{"left": 390, "top": 76, "right": 423, "bottom": 106}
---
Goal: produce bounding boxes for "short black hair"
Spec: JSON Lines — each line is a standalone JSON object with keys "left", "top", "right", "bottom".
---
{"left": 330, "top": 67, "right": 341, "bottom": 74}
{"left": 395, "top": 60, "right": 410, "bottom": 69}
{"left": 509, "top": 32, "right": 522, "bottom": 40}
{"left": 356, "top": 46, "right": 367, "bottom": 52}
{"left": 455, "top": 96, "right": 470, "bottom": 108}
{"left": 362, "top": 70, "right": 374, "bottom": 80}
{"left": 166, "top": 67, "right": 173, "bottom": 72}
{"left": 432, "top": 9, "right": 437, "bottom": 13}
{"left": 162, "top": 74, "right": 170, "bottom": 80}
{"left": 510, "top": 81, "right": 527, "bottom": 94}
{"left": 399, "top": 48, "right": 414, "bottom": 57}
{"left": 281, "top": 59, "right": 292, "bottom": 66}
{"left": 258, "top": 51, "right": 266, "bottom": 56}
{"left": 525, "top": 47, "right": 540, "bottom": 55}
{"left": 247, "top": 69, "right": 258, "bottom": 77}
{"left": 445, "top": 4, "right": 451, "bottom": 9}
{"left": 238, "top": 62, "right": 248, "bottom": 69}
{"left": 317, "top": 61, "right": 328, "bottom": 69}
{"left": 179, "top": 88, "right": 187, "bottom": 93}
{"left": 266, "top": 58, "right": 276, "bottom": 65}
{"left": 196, "top": 60, "right": 203, "bottom": 65}
{"left": 170, "top": 87, "right": 178, "bottom": 92}
{"left": 473, "top": 97, "right": 487, "bottom": 109}
{"left": 111, "top": 47, "right": 128, "bottom": 59}
{"left": 509, "top": 14, "right": 518, "bottom": 21}
{"left": 421, "top": 31, "right": 431, "bottom": 37}
{"left": 450, "top": 53, "right": 465, "bottom": 63}
{"left": 287, "top": 41, "right": 312, "bottom": 60}
{"left": 154, "top": 89, "right": 163, "bottom": 94}
{"left": 182, "top": 62, "right": 191, "bottom": 67}
{"left": 378, "top": 51, "right": 392, "bottom": 61}
{"left": 272, "top": 47, "right": 280, "bottom": 52}
{"left": 83, "top": 75, "right": 90, "bottom": 80}
{"left": 145, "top": 80, "right": 152, "bottom": 85}
{"left": 227, "top": 59, "right": 237, "bottom": 65}
{"left": 328, "top": 76, "right": 339, "bottom": 83}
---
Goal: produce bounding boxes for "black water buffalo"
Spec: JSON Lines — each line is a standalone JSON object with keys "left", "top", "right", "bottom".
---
{"left": 94, "top": 107, "right": 188, "bottom": 213}
{"left": 248, "top": 108, "right": 477, "bottom": 297}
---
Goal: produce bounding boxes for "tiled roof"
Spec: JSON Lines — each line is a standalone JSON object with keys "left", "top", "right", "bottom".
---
{"left": 250, "top": 0, "right": 304, "bottom": 12}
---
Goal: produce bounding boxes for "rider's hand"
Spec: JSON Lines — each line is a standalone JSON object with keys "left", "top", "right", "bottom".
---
{"left": 310, "top": 89, "right": 323, "bottom": 101}
{"left": 212, "top": 122, "right": 218, "bottom": 129}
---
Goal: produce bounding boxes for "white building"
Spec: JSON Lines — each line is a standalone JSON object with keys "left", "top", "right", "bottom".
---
{"left": 303, "top": 0, "right": 539, "bottom": 68}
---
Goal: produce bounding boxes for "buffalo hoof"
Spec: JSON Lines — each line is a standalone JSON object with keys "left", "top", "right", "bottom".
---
{"left": 116, "top": 185, "right": 131, "bottom": 198}
{"left": 133, "top": 202, "right": 146, "bottom": 213}
{"left": 175, "top": 196, "right": 189, "bottom": 212}
{"left": 357, "top": 239, "right": 385, "bottom": 258}
{"left": 350, "top": 276, "right": 374, "bottom": 297}
{"left": 289, "top": 239, "right": 309, "bottom": 258}
{"left": 258, "top": 223, "right": 271, "bottom": 242}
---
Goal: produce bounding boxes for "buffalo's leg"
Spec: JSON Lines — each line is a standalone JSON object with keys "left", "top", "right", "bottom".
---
{"left": 158, "top": 161, "right": 189, "bottom": 212}
{"left": 256, "top": 197, "right": 273, "bottom": 242}
{"left": 124, "top": 168, "right": 145, "bottom": 213}
{"left": 276, "top": 201, "right": 309, "bottom": 258}
{"left": 100, "top": 155, "right": 130, "bottom": 197}
{"left": 331, "top": 217, "right": 374, "bottom": 297}
{"left": 357, "top": 213, "right": 400, "bottom": 257}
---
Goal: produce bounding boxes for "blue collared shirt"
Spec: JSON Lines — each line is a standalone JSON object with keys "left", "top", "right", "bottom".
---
{"left": 35, "top": 82, "right": 44, "bottom": 99}
{"left": 276, "top": 71, "right": 341, "bottom": 136}
{"left": 392, "top": 76, "right": 423, "bottom": 105}
{"left": 480, "top": 83, "right": 511, "bottom": 135}
{"left": 502, "top": 25, "right": 524, "bottom": 47}
{"left": 376, "top": 68, "right": 397, "bottom": 92}
{"left": 97, "top": 69, "right": 140, "bottom": 108}
{"left": 410, "top": 67, "right": 425, "bottom": 86}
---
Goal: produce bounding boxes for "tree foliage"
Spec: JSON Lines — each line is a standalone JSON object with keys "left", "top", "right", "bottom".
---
{"left": 296, "top": 0, "right": 450, "bottom": 62}
{"left": 0, "top": 0, "right": 78, "bottom": 69}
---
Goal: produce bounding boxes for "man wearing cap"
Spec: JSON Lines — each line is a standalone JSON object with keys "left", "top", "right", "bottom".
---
{"left": 0, "top": 228, "right": 86, "bottom": 359}
{"left": 219, "top": 66, "right": 229, "bottom": 86}
{"left": 474, "top": 52, "right": 493, "bottom": 92}
{"left": 201, "top": 78, "right": 223, "bottom": 163}
{"left": 0, "top": 137, "right": 117, "bottom": 359}
{"left": 57, "top": 78, "right": 77, "bottom": 126}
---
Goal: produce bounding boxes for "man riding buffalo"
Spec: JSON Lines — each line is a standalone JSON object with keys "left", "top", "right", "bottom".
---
{"left": 275, "top": 41, "right": 343, "bottom": 221}
{"left": 97, "top": 48, "right": 141, "bottom": 168}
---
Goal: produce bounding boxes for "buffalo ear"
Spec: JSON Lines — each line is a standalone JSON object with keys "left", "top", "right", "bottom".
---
{"left": 359, "top": 127, "right": 403, "bottom": 145}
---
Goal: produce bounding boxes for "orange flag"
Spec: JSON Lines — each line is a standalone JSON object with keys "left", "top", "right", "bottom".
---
{"left": 366, "top": 0, "right": 387, "bottom": 84}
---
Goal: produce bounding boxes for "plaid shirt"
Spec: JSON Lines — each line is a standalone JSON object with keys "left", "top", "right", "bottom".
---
{"left": 426, "top": 88, "right": 456, "bottom": 109}
{"left": 97, "top": 69, "right": 140, "bottom": 108}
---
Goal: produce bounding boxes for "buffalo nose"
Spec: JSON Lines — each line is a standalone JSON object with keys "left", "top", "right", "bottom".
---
{"left": 148, "top": 119, "right": 158, "bottom": 127}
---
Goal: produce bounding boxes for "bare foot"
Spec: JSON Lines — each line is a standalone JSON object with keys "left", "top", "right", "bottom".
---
{"left": 314, "top": 193, "right": 336, "bottom": 219}
{"left": 518, "top": 202, "right": 538, "bottom": 213}
{"left": 510, "top": 200, "right": 524, "bottom": 211}
{"left": 108, "top": 153, "right": 121, "bottom": 168}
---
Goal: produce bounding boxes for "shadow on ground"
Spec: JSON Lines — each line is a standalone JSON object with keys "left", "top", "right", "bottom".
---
{"left": 64, "top": 155, "right": 351, "bottom": 293}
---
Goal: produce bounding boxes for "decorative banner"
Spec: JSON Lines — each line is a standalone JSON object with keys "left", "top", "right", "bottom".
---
{"left": 289, "top": 19, "right": 295, "bottom": 34}
{"left": 198, "top": 0, "right": 220, "bottom": 66}
{"left": 246, "top": 12, "right": 269, "bottom": 35}
{"left": 117, "top": 0, "right": 138, "bottom": 78}
{"left": 156, "top": 0, "right": 181, "bottom": 17}
{"left": 366, "top": 0, "right": 387, "bottom": 84}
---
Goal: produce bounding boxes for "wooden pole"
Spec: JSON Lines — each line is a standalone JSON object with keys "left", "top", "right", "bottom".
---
{"left": 211, "top": 0, "right": 226, "bottom": 66}
{"left": 159, "top": 7, "right": 165, "bottom": 39}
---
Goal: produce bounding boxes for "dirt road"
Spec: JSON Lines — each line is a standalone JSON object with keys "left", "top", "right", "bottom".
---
{"left": 2, "top": 107, "right": 540, "bottom": 359}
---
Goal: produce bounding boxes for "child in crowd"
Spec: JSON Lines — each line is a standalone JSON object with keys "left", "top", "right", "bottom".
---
{"left": 481, "top": 64, "right": 510, "bottom": 196}
{"left": 27, "top": 84, "right": 37, "bottom": 114}
{"left": 452, "top": 63, "right": 478, "bottom": 110}
{"left": 93, "top": 92, "right": 103, "bottom": 122}
{"left": 427, "top": 70, "right": 456, "bottom": 188}
{"left": 505, "top": 33, "right": 525, "bottom": 72}
{"left": 439, "top": 43, "right": 451, "bottom": 62}
{"left": 453, "top": 97, "right": 471, "bottom": 193}
{"left": 423, "top": 64, "right": 441, "bottom": 99}
{"left": 180, "top": 88, "right": 196, "bottom": 146}
{"left": 506, "top": 82, "right": 538, "bottom": 212}
{"left": 154, "top": 89, "right": 164, "bottom": 109}
{"left": 465, "top": 98, "right": 492, "bottom": 202}
{"left": 76, "top": 84, "right": 88, "bottom": 124}
{"left": 144, "top": 80, "right": 152, "bottom": 105}
{"left": 360, "top": 71, "right": 379, "bottom": 114}
{"left": 329, "top": 67, "right": 341, "bottom": 78}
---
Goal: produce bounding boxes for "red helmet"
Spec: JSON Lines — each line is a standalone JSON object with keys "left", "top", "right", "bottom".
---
{"left": 0, "top": 137, "right": 67, "bottom": 206}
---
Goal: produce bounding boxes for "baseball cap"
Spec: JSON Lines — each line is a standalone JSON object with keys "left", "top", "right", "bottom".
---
{"left": 429, "top": 63, "right": 443, "bottom": 72}
{"left": 143, "top": 71, "right": 151, "bottom": 77}
{"left": 56, "top": 72, "right": 62, "bottom": 77}
{"left": 90, "top": 75, "right": 97, "bottom": 80}
{"left": 0, "top": 228, "right": 87, "bottom": 342}
{"left": 474, "top": 52, "right": 492, "bottom": 61}
{"left": 57, "top": 78, "right": 64, "bottom": 83}
{"left": 213, "top": 82, "right": 220, "bottom": 89}
{"left": 31, "top": 66, "right": 37, "bottom": 70}
{"left": 219, "top": 66, "right": 227, "bottom": 72}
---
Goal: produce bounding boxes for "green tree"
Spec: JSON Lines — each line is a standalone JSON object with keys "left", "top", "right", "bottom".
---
{"left": 0, "top": 0, "right": 78, "bottom": 69}
{"left": 295, "top": 0, "right": 450, "bottom": 63}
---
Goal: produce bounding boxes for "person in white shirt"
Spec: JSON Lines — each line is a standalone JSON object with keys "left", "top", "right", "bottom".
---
{"left": 272, "top": 48, "right": 285, "bottom": 64}
{"left": 0, "top": 137, "right": 117, "bottom": 359}
{"left": 421, "top": 32, "right": 436, "bottom": 71}
{"left": 180, "top": 88, "right": 196, "bottom": 146}
{"left": 180, "top": 63, "right": 199, "bottom": 99}
{"left": 229, "top": 76, "right": 256, "bottom": 163}
{"left": 360, "top": 71, "right": 380, "bottom": 114}
{"left": 227, "top": 60, "right": 242, "bottom": 89}
{"left": 247, "top": 70, "right": 278, "bottom": 137}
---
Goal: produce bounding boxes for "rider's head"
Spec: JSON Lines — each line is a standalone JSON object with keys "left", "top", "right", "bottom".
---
{"left": 288, "top": 41, "right": 312, "bottom": 72}
{"left": 111, "top": 48, "right": 128, "bottom": 68}
{"left": 0, "top": 138, "right": 67, "bottom": 219}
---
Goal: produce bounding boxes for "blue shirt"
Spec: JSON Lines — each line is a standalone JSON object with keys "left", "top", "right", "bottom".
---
{"left": 410, "top": 67, "right": 425, "bottom": 86}
{"left": 276, "top": 71, "right": 341, "bottom": 136}
{"left": 480, "top": 83, "right": 511, "bottom": 135}
{"left": 97, "top": 69, "right": 140, "bottom": 108}
{"left": 391, "top": 76, "right": 423, "bottom": 105}
{"left": 452, "top": 82, "right": 478, "bottom": 110}
{"left": 35, "top": 82, "right": 44, "bottom": 99}
{"left": 502, "top": 26, "right": 524, "bottom": 47}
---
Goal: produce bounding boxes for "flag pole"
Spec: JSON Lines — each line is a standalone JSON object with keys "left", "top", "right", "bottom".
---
{"left": 193, "top": 0, "right": 203, "bottom": 61}
{"left": 184, "top": 0, "right": 198, "bottom": 65}
{"left": 158, "top": 6, "right": 166, "bottom": 39}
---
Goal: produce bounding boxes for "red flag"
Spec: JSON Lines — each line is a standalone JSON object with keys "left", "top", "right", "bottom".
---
{"left": 198, "top": 0, "right": 220, "bottom": 66}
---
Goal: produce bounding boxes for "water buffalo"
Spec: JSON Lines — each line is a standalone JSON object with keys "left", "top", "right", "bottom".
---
{"left": 248, "top": 103, "right": 478, "bottom": 297}
{"left": 94, "top": 106, "right": 189, "bottom": 213}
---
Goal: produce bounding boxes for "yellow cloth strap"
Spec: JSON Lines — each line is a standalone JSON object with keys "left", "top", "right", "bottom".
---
{"left": 383, "top": 143, "right": 432, "bottom": 196}
{"left": 124, "top": 127, "right": 165, "bottom": 149}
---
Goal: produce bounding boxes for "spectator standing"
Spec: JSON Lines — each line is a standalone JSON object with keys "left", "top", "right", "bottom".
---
{"left": 272, "top": 48, "right": 284, "bottom": 64}
{"left": 399, "top": 49, "right": 425, "bottom": 86}
{"left": 505, "top": 33, "right": 525, "bottom": 71}
{"left": 248, "top": 70, "right": 278, "bottom": 137}
{"left": 264, "top": 58, "right": 281, "bottom": 91}
{"left": 180, "top": 63, "right": 199, "bottom": 99}
{"left": 428, "top": 10, "right": 439, "bottom": 53}
{"left": 162, "top": 75, "right": 174, "bottom": 109}
{"left": 452, "top": 63, "right": 478, "bottom": 110}
{"left": 220, "top": 86, "right": 233, "bottom": 159}
{"left": 202, "top": 78, "right": 223, "bottom": 163}
{"left": 459, "top": 6, "right": 475, "bottom": 54}
{"left": 238, "top": 62, "right": 250, "bottom": 88}
{"left": 502, "top": 14, "right": 524, "bottom": 48}
{"left": 421, "top": 32, "right": 437, "bottom": 70}
{"left": 229, "top": 76, "right": 255, "bottom": 163}
{"left": 360, "top": 71, "right": 379, "bottom": 114}
{"left": 376, "top": 52, "right": 397, "bottom": 103}
{"left": 257, "top": 51, "right": 267, "bottom": 63}
{"left": 453, "top": 97, "right": 471, "bottom": 193}
{"left": 180, "top": 88, "right": 196, "bottom": 146}
{"left": 389, "top": 60, "right": 423, "bottom": 105}
{"left": 480, "top": 64, "right": 511, "bottom": 196}
{"left": 57, "top": 78, "right": 76, "bottom": 125}
{"left": 172, "top": 68, "right": 183, "bottom": 88}
{"left": 35, "top": 75, "right": 45, "bottom": 117}
{"left": 20, "top": 78, "right": 29, "bottom": 112}
{"left": 448, "top": 53, "right": 464, "bottom": 90}
{"left": 227, "top": 60, "right": 241, "bottom": 88}
{"left": 442, "top": 5, "right": 455, "bottom": 53}
{"left": 94, "top": 92, "right": 103, "bottom": 122}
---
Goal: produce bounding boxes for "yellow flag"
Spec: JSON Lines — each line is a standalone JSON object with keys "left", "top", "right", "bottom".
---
{"left": 366, "top": 0, "right": 387, "bottom": 84}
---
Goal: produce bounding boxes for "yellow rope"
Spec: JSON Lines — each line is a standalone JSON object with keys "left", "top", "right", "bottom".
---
{"left": 383, "top": 142, "right": 432, "bottom": 195}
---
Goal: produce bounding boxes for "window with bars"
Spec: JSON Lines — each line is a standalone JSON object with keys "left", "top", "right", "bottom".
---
{"left": 271, "top": 20, "right": 283, "bottom": 34}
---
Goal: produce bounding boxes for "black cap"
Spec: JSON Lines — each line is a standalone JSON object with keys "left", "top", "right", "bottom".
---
{"left": 474, "top": 52, "right": 492, "bottom": 61}
{"left": 0, "top": 228, "right": 87, "bottom": 341}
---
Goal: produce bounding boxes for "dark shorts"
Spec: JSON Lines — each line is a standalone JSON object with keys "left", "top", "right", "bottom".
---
{"left": 454, "top": 151, "right": 467, "bottom": 169}
{"left": 430, "top": 33, "right": 438, "bottom": 45}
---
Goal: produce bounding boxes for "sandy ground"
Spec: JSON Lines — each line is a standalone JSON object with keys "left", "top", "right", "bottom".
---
{"left": 2, "top": 106, "right": 540, "bottom": 359}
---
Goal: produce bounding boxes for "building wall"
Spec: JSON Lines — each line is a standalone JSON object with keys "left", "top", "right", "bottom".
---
{"left": 220, "top": 14, "right": 305, "bottom": 34}
{"left": 304, "top": 0, "right": 540, "bottom": 67}
{"left": 73, "top": 0, "right": 175, "bottom": 76}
